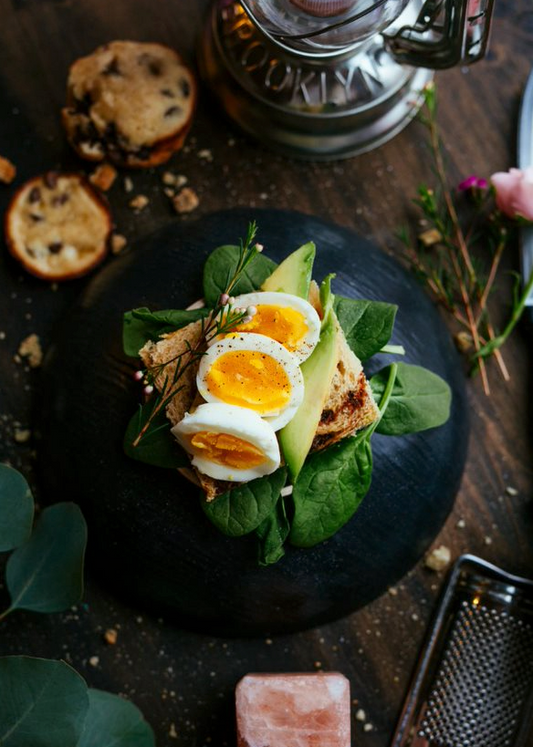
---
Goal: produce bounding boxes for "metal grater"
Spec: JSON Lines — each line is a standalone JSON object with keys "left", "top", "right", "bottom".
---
{"left": 391, "top": 555, "right": 533, "bottom": 747}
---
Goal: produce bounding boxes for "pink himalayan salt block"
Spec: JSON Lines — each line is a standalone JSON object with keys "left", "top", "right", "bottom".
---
{"left": 236, "top": 672, "right": 351, "bottom": 747}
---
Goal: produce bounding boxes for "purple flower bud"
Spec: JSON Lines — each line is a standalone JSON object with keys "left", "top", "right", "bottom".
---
{"left": 143, "top": 384, "right": 154, "bottom": 395}
{"left": 254, "top": 243, "right": 264, "bottom": 253}
{"left": 246, "top": 305, "right": 257, "bottom": 317}
{"left": 458, "top": 175, "right": 488, "bottom": 191}
{"left": 220, "top": 293, "right": 229, "bottom": 305}
{"left": 134, "top": 370, "right": 144, "bottom": 381}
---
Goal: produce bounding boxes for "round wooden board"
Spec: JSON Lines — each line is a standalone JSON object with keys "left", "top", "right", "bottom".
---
{"left": 39, "top": 208, "right": 468, "bottom": 636}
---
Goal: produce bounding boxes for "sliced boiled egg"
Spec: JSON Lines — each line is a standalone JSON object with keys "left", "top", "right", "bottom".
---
{"left": 172, "top": 403, "right": 280, "bottom": 482}
{"left": 197, "top": 332, "right": 304, "bottom": 431}
{"left": 214, "top": 291, "right": 321, "bottom": 363}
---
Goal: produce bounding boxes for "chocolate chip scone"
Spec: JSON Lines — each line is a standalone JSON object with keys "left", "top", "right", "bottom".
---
{"left": 5, "top": 172, "right": 112, "bottom": 281}
{"left": 62, "top": 41, "right": 196, "bottom": 168}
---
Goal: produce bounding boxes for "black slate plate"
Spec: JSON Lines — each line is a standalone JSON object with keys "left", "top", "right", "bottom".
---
{"left": 39, "top": 208, "right": 469, "bottom": 636}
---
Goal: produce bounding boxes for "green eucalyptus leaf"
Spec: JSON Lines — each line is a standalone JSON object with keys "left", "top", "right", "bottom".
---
{"left": 203, "top": 245, "right": 276, "bottom": 307}
{"left": 0, "top": 656, "right": 88, "bottom": 747}
{"left": 290, "top": 431, "right": 372, "bottom": 548}
{"left": 6, "top": 503, "right": 87, "bottom": 614}
{"left": 334, "top": 296, "right": 397, "bottom": 361}
{"left": 255, "top": 496, "right": 290, "bottom": 566}
{"left": 123, "top": 307, "right": 209, "bottom": 357}
{"left": 124, "top": 401, "right": 188, "bottom": 469}
{"left": 78, "top": 689, "right": 155, "bottom": 747}
{"left": 0, "top": 465, "right": 34, "bottom": 552}
{"left": 202, "top": 467, "right": 288, "bottom": 537}
{"left": 370, "top": 362, "right": 451, "bottom": 436}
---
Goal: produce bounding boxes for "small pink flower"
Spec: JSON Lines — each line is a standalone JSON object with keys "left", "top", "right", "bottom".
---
{"left": 490, "top": 167, "right": 533, "bottom": 221}
{"left": 458, "top": 175, "right": 488, "bottom": 191}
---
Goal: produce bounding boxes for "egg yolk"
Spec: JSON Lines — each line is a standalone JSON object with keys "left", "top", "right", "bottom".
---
{"left": 205, "top": 350, "right": 291, "bottom": 414}
{"left": 235, "top": 305, "right": 308, "bottom": 353}
{"left": 190, "top": 431, "right": 266, "bottom": 468}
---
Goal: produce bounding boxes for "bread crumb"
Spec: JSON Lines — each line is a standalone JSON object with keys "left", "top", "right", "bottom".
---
{"left": 172, "top": 187, "right": 199, "bottom": 214}
{"left": 456, "top": 518, "right": 466, "bottom": 529}
{"left": 169, "top": 723, "right": 178, "bottom": 739}
{"left": 197, "top": 148, "right": 213, "bottom": 162}
{"left": 388, "top": 586, "right": 398, "bottom": 596}
{"left": 104, "top": 628, "right": 118, "bottom": 645}
{"left": 124, "top": 176, "right": 134, "bottom": 193}
{"left": 0, "top": 331, "right": 5, "bottom": 340}
{"left": 355, "top": 709, "right": 366, "bottom": 722}
{"left": 363, "top": 723, "right": 374, "bottom": 732}
{"left": 0, "top": 155, "right": 16, "bottom": 184}
{"left": 163, "top": 187, "right": 175, "bottom": 198}
{"left": 89, "top": 163, "right": 117, "bottom": 192}
{"left": 425, "top": 544, "right": 451, "bottom": 572}
{"left": 411, "top": 613, "right": 419, "bottom": 621}
{"left": 454, "top": 331, "right": 472, "bottom": 353}
{"left": 18, "top": 334, "right": 43, "bottom": 368}
{"left": 14, "top": 428, "right": 31, "bottom": 443}
{"left": 418, "top": 228, "right": 442, "bottom": 246}
{"left": 484, "top": 536, "right": 492, "bottom": 545}
{"left": 505, "top": 486, "right": 518, "bottom": 496}
{"left": 89, "top": 656, "right": 100, "bottom": 667}
{"left": 110, "top": 234, "right": 127, "bottom": 255}
{"left": 129, "top": 194, "right": 149, "bottom": 211}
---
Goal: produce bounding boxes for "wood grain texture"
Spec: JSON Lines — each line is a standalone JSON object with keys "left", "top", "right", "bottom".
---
{"left": 0, "top": 0, "right": 532, "bottom": 745}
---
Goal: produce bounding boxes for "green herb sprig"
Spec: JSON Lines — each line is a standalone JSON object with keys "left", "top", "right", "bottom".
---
{"left": 400, "top": 82, "right": 533, "bottom": 395}
{"left": 130, "top": 222, "right": 265, "bottom": 449}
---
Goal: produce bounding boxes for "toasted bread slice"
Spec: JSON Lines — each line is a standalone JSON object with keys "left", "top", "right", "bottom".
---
{"left": 311, "top": 325, "right": 379, "bottom": 452}
{"left": 140, "top": 314, "right": 379, "bottom": 499}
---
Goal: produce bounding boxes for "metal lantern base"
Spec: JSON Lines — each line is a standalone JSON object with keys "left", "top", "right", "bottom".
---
{"left": 198, "top": 1, "right": 433, "bottom": 160}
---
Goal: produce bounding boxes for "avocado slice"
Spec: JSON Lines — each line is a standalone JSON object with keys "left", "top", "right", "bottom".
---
{"left": 261, "top": 242, "right": 315, "bottom": 299}
{"left": 279, "top": 310, "right": 338, "bottom": 482}
{"left": 319, "top": 273, "right": 335, "bottom": 326}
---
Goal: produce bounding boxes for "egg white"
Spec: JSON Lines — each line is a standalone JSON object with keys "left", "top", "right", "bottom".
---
{"left": 197, "top": 332, "right": 304, "bottom": 431}
{"left": 212, "top": 291, "right": 321, "bottom": 363}
{"left": 171, "top": 403, "right": 280, "bottom": 482}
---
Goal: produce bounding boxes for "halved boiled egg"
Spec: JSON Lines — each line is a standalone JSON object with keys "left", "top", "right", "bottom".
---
{"left": 215, "top": 291, "right": 321, "bottom": 363}
{"left": 197, "top": 332, "right": 304, "bottom": 431}
{"left": 172, "top": 403, "right": 280, "bottom": 482}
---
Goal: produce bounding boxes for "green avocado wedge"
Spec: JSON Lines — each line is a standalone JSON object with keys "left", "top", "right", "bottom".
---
{"left": 279, "top": 310, "right": 339, "bottom": 482}
{"left": 261, "top": 242, "right": 315, "bottom": 299}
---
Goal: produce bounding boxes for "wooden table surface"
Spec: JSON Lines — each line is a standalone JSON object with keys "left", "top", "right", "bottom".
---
{"left": 0, "top": 1, "right": 532, "bottom": 745}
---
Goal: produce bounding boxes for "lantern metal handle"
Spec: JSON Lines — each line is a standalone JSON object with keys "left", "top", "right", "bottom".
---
{"left": 384, "top": 0, "right": 495, "bottom": 69}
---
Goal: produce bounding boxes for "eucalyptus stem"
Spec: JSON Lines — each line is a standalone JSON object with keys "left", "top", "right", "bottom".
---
{"left": 0, "top": 607, "right": 12, "bottom": 622}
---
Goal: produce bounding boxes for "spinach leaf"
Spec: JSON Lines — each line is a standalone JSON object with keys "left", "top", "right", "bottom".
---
{"left": 6, "top": 504, "right": 87, "bottom": 614}
{"left": 123, "top": 307, "right": 209, "bottom": 357}
{"left": 370, "top": 362, "right": 451, "bottom": 436}
{"left": 0, "top": 656, "right": 89, "bottom": 747}
{"left": 78, "top": 689, "right": 155, "bottom": 747}
{"left": 289, "top": 363, "right": 398, "bottom": 549}
{"left": 0, "top": 464, "right": 34, "bottom": 553}
{"left": 334, "top": 296, "right": 397, "bottom": 361}
{"left": 203, "top": 245, "right": 277, "bottom": 307}
{"left": 289, "top": 432, "right": 373, "bottom": 548}
{"left": 124, "top": 400, "right": 188, "bottom": 469}
{"left": 202, "top": 467, "right": 287, "bottom": 537}
{"left": 256, "top": 496, "right": 290, "bottom": 566}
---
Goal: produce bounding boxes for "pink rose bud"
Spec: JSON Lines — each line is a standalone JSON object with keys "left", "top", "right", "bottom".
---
{"left": 491, "top": 167, "right": 533, "bottom": 221}
{"left": 133, "top": 370, "right": 144, "bottom": 381}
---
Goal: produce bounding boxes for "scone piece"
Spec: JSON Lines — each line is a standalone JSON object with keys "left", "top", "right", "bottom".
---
{"left": 311, "top": 326, "right": 379, "bottom": 451}
{"left": 62, "top": 41, "right": 196, "bottom": 168}
{"left": 5, "top": 172, "right": 111, "bottom": 281}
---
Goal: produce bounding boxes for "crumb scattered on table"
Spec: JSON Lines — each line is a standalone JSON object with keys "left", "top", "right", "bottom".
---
{"left": 111, "top": 234, "right": 127, "bottom": 255}
{"left": 89, "top": 163, "right": 117, "bottom": 192}
{"left": 172, "top": 187, "right": 199, "bottom": 214}
{"left": 197, "top": 148, "right": 213, "bottom": 162}
{"left": 0, "top": 155, "right": 16, "bottom": 184}
{"left": 355, "top": 709, "right": 366, "bottom": 722}
{"left": 104, "top": 628, "right": 118, "bottom": 645}
{"left": 425, "top": 544, "right": 451, "bottom": 572}
{"left": 129, "top": 194, "right": 149, "bottom": 211}
{"left": 89, "top": 655, "right": 100, "bottom": 667}
{"left": 505, "top": 486, "right": 518, "bottom": 496}
{"left": 13, "top": 428, "right": 31, "bottom": 443}
{"left": 18, "top": 333, "right": 43, "bottom": 368}
{"left": 124, "top": 176, "right": 134, "bottom": 193}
